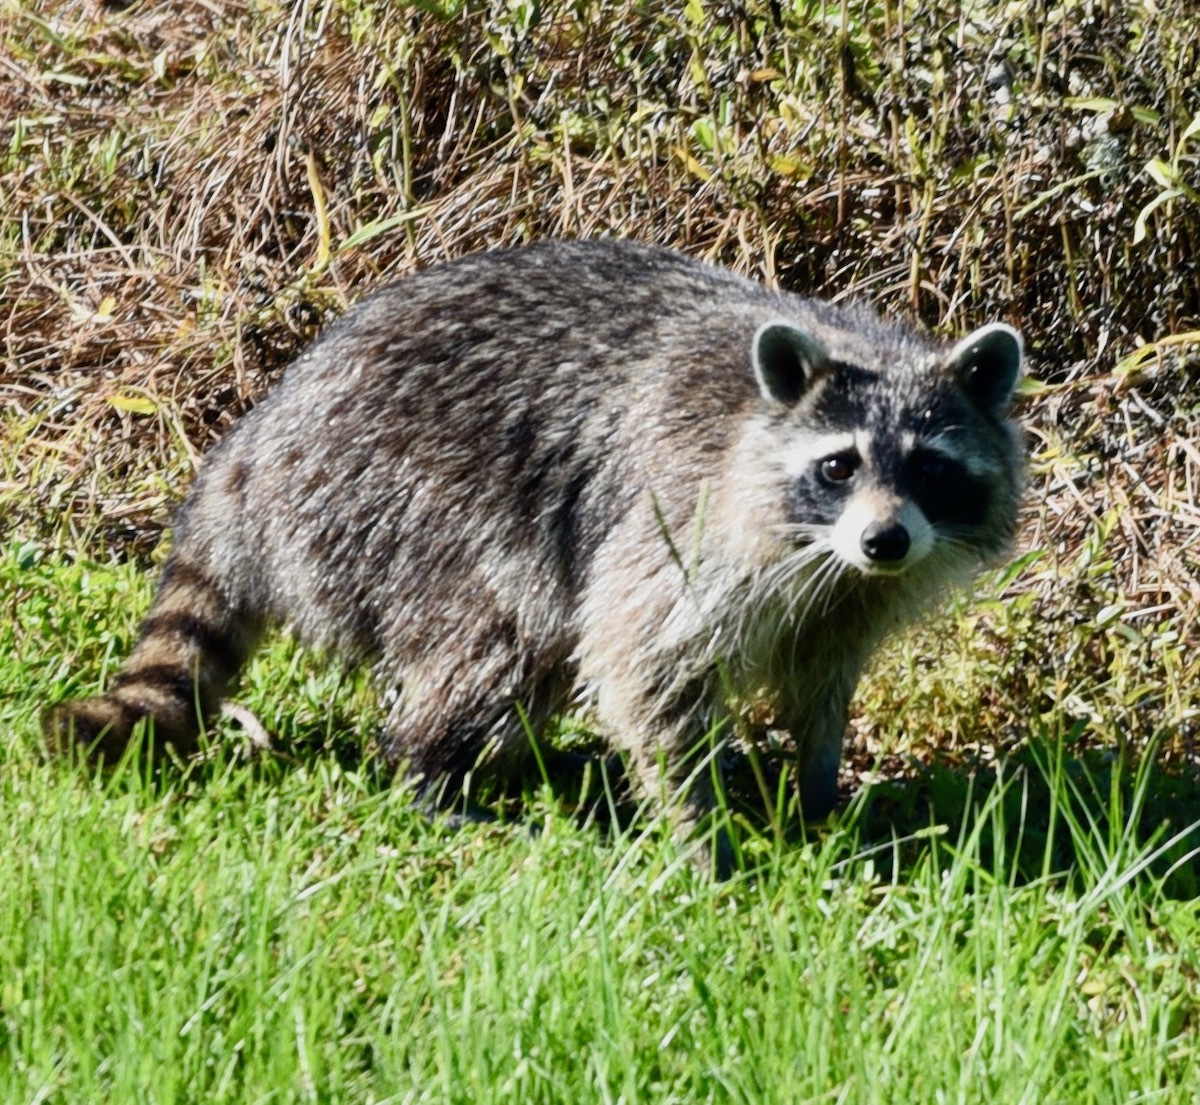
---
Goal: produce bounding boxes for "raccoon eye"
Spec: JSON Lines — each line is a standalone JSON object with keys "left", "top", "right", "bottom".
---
{"left": 820, "top": 454, "right": 857, "bottom": 484}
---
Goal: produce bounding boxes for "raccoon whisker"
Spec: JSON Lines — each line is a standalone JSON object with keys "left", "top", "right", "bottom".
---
{"left": 766, "top": 527, "right": 853, "bottom": 627}
{"left": 749, "top": 542, "right": 829, "bottom": 607}
{"left": 782, "top": 575, "right": 822, "bottom": 630}
{"left": 732, "top": 544, "right": 829, "bottom": 650}
{"left": 929, "top": 530, "right": 992, "bottom": 567}
{"left": 771, "top": 546, "right": 831, "bottom": 593}
{"left": 818, "top": 558, "right": 855, "bottom": 618}
{"left": 731, "top": 567, "right": 782, "bottom": 648}
{"left": 772, "top": 523, "right": 833, "bottom": 548}
{"left": 780, "top": 547, "right": 844, "bottom": 630}
{"left": 938, "top": 527, "right": 991, "bottom": 550}
{"left": 795, "top": 554, "right": 850, "bottom": 627}
{"left": 773, "top": 543, "right": 832, "bottom": 595}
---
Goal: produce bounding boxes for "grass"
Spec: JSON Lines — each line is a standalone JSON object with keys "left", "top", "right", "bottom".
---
{"left": 7, "top": 546, "right": 1200, "bottom": 1103}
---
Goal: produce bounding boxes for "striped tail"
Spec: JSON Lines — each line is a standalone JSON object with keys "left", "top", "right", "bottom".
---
{"left": 43, "top": 556, "right": 258, "bottom": 764}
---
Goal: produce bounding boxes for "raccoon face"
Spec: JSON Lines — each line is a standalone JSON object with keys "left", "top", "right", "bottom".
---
{"left": 753, "top": 319, "right": 1023, "bottom": 577}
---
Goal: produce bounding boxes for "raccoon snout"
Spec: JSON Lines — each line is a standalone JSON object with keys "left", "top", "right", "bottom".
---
{"left": 860, "top": 520, "right": 911, "bottom": 564}
{"left": 831, "top": 497, "right": 931, "bottom": 573}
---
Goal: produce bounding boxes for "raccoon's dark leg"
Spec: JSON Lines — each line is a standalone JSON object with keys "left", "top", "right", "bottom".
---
{"left": 377, "top": 640, "right": 565, "bottom": 816}
{"left": 785, "top": 671, "right": 858, "bottom": 820}
{"left": 44, "top": 554, "right": 261, "bottom": 764}
{"left": 793, "top": 721, "right": 843, "bottom": 819}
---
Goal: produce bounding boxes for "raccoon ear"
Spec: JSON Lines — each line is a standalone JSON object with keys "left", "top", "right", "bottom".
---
{"left": 947, "top": 322, "right": 1023, "bottom": 415}
{"left": 752, "top": 321, "right": 828, "bottom": 407}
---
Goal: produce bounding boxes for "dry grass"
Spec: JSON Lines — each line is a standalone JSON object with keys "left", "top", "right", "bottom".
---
{"left": 4, "top": 0, "right": 1200, "bottom": 767}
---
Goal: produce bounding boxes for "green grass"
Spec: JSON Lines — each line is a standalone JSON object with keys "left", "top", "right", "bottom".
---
{"left": 6, "top": 546, "right": 1199, "bottom": 1103}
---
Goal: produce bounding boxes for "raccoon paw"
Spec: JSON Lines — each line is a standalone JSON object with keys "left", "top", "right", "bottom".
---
{"left": 798, "top": 772, "right": 840, "bottom": 820}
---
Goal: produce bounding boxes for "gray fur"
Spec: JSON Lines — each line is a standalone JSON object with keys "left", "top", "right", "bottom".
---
{"left": 45, "top": 239, "right": 1026, "bottom": 876}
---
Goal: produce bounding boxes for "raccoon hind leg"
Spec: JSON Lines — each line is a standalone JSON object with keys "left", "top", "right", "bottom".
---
{"left": 379, "top": 636, "right": 570, "bottom": 817}
{"left": 580, "top": 654, "right": 735, "bottom": 877}
{"left": 44, "top": 555, "right": 261, "bottom": 764}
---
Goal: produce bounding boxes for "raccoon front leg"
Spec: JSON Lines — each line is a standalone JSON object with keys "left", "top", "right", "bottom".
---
{"left": 792, "top": 715, "right": 844, "bottom": 819}
{"left": 785, "top": 671, "right": 859, "bottom": 820}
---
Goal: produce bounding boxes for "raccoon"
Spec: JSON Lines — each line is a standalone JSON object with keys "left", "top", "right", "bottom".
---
{"left": 45, "top": 239, "right": 1025, "bottom": 875}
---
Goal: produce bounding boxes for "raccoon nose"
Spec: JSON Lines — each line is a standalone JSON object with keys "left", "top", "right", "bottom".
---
{"left": 860, "top": 520, "right": 911, "bottom": 563}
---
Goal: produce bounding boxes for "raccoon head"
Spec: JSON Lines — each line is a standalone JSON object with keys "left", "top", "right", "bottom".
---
{"left": 753, "top": 318, "right": 1023, "bottom": 578}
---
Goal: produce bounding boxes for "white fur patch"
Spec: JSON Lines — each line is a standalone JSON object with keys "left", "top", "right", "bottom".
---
{"left": 781, "top": 430, "right": 870, "bottom": 478}
{"left": 830, "top": 494, "right": 933, "bottom": 574}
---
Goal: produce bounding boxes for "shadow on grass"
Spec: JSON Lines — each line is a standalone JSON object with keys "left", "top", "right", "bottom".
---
{"left": 492, "top": 725, "right": 1200, "bottom": 901}
{"left": 76, "top": 706, "right": 1200, "bottom": 900}
{"left": 828, "top": 733, "right": 1200, "bottom": 900}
